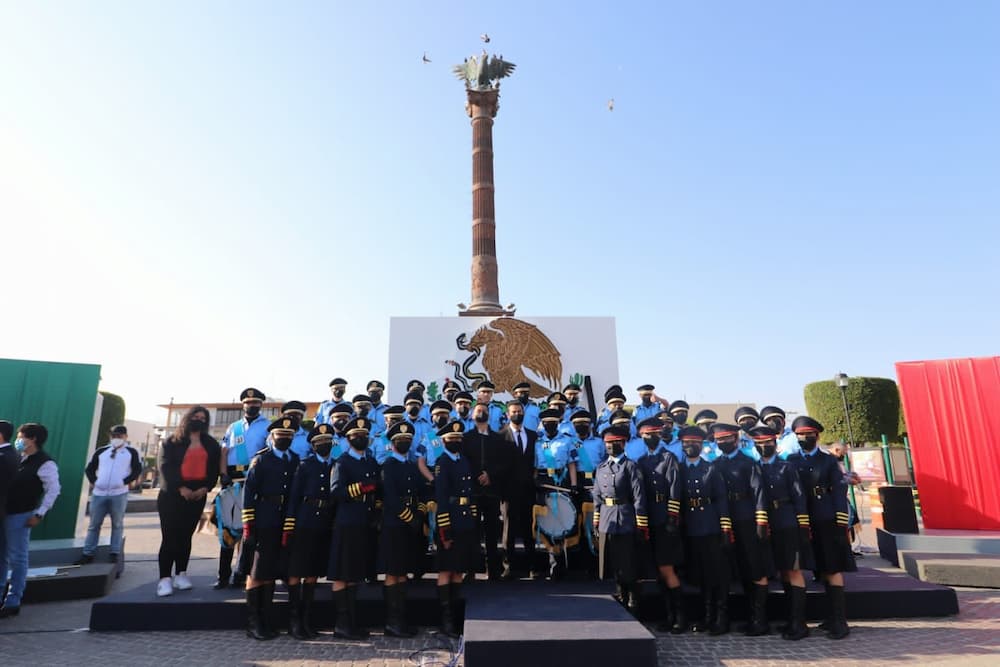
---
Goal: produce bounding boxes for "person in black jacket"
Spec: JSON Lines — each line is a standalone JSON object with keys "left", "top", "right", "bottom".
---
{"left": 155, "top": 406, "right": 221, "bottom": 598}
{"left": 0, "top": 421, "right": 20, "bottom": 590}
{"left": 462, "top": 401, "right": 513, "bottom": 581}
{"left": 499, "top": 399, "right": 539, "bottom": 579}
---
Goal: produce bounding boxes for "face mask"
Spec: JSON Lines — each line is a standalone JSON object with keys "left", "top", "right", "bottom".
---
{"left": 245, "top": 406, "right": 261, "bottom": 419}
{"left": 642, "top": 434, "right": 660, "bottom": 449}
{"left": 759, "top": 444, "right": 777, "bottom": 459}
{"left": 674, "top": 412, "right": 688, "bottom": 424}
{"left": 445, "top": 440, "right": 462, "bottom": 454}
{"left": 433, "top": 415, "right": 449, "bottom": 428}
{"left": 356, "top": 407, "right": 370, "bottom": 418}
{"left": 683, "top": 443, "right": 702, "bottom": 458}
{"left": 368, "top": 391, "right": 382, "bottom": 403}
{"left": 314, "top": 442, "right": 333, "bottom": 458}
{"left": 349, "top": 436, "right": 368, "bottom": 451}
{"left": 574, "top": 424, "right": 590, "bottom": 438}
{"left": 110, "top": 438, "right": 125, "bottom": 448}
{"left": 188, "top": 420, "right": 206, "bottom": 433}
{"left": 567, "top": 396, "right": 579, "bottom": 406}
{"left": 660, "top": 427, "right": 673, "bottom": 440}
{"left": 333, "top": 419, "right": 348, "bottom": 432}
{"left": 457, "top": 405, "right": 470, "bottom": 418}
{"left": 474, "top": 412, "right": 489, "bottom": 424}
{"left": 717, "top": 439, "right": 738, "bottom": 455}
{"left": 445, "top": 392, "right": 458, "bottom": 403}
{"left": 273, "top": 436, "right": 292, "bottom": 451}
{"left": 605, "top": 441, "right": 625, "bottom": 457}
{"left": 799, "top": 435, "right": 818, "bottom": 451}
{"left": 518, "top": 394, "right": 529, "bottom": 405}
{"left": 543, "top": 424, "right": 559, "bottom": 438}
{"left": 509, "top": 414, "right": 525, "bottom": 426}
{"left": 394, "top": 439, "right": 412, "bottom": 456}
{"left": 14, "top": 438, "right": 25, "bottom": 453}
{"left": 407, "top": 405, "right": 421, "bottom": 417}
{"left": 332, "top": 388, "right": 345, "bottom": 399}
{"left": 765, "top": 418, "right": 783, "bottom": 431}
{"left": 640, "top": 396, "right": 652, "bottom": 406}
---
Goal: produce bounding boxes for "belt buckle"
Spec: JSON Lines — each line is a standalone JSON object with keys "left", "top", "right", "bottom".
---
{"left": 459, "top": 497, "right": 469, "bottom": 506}
{"left": 604, "top": 497, "right": 614, "bottom": 506}
{"left": 547, "top": 468, "right": 555, "bottom": 477}
{"left": 234, "top": 465, "right": 246, "bottom": 472}
{"left": 584, "top": 472, "right": 593, "bottom": 480}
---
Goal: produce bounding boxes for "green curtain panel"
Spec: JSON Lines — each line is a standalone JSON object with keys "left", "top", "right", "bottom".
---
{"left": 0, "top": 358, "right": 101, "bottom": 540}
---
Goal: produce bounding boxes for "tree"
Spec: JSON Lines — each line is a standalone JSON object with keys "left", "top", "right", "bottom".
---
{"left": 803, "top": 377, "right": 901, "bottom": 445}
{"left": 96, "top": 391, "right": 127, "bottom": 447}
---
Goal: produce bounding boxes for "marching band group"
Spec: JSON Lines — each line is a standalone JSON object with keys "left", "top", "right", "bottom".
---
{"left": 189, "top": 378, "right": 851, "bottom": 643}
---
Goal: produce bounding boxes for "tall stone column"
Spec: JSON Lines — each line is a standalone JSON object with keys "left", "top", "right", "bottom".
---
{"left": 462, "top": 88, "right": 505, "bottom": 317}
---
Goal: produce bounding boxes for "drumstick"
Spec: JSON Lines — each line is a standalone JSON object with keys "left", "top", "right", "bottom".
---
{"left": 538, "top": 483, "right": 574, "bottom": 494}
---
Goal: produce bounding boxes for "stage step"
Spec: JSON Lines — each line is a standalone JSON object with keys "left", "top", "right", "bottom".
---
{"left": 878, "top": 528, "right": 1000, "bottom": 566}
{"left": 463, "top": 581, "right": 656, "bottom": 667}
{"left": 900, "top": 552, "right": 1000, "bottom": 589}
{"left": 23, "top": 538, "right": 125, "bottom": 603}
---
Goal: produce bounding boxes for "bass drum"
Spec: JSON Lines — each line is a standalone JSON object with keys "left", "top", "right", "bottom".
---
{"left": 535, "top": 492, "right": 578, "bottom": 542}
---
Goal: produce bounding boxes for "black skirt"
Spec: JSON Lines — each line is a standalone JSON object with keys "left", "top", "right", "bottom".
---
{"left": 381, "top": 525, "right": 423, "bottom": 576}
{"left": 812, "top": 520, "right": 851, "bottom": 575}
{"left": 770, "top": 526, "right": 815, "bottom": 572}
{"left": 651, "top": 525, "right": 684, "bottom": 567}
{"left": 435, "top": 527, "right": 479, "bottom": 574}
{"left": 288, "top": 527, "right": 332, "bottom": 578}
{"left": 602, "top": 532, "right": 639, "bottom": 584}
{"left": 730, "top": 519, "right": 769, "bottom": 582}
{"left": 249, "top": 526, "right": 286, "bottom": 582}
{"left": 685, "top": 534, "right": 731, "bottom": 589}
{"left": 327, "top": 523, "right": 372, "bottom": 583}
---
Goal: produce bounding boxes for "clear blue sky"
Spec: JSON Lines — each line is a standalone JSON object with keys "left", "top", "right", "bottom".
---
{"left": 2, "top": 2, "right": 998, "bottom": 423}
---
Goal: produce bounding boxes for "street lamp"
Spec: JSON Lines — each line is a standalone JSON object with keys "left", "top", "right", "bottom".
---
{"left": 835, "top": 372, "right": 856, "bottom": 447}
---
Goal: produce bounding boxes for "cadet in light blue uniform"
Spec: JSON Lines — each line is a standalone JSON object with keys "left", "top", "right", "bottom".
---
{"left": 694, "top": 409, "right": 720, "bottom": 461}
{"left": 281, "top": 401, "right": 312, "bottom": 461}
{"left": 475, "top": 380, "right": 507, "bottom": 431}
{"left": 327, "top": 403, "right": 352, "bottom": 459}
{"left": 545, "top": 391, "right": 576, "bottom": 437}
{"left": 760, "top": 406, "right": 801, "bottom": 459}
{"left": 597, "top": 388, "right": 638, "bottom": 438}
{"left": 416, "top": 400, "right": 453, "bottom": 481}
{"left": 365, "top": 381, "right": 388, "bottom": 436}
{"left": 315, "top": 378, "right": 352, "bottom": 426}
{"left": 562, "top": 383, "right": 588, "bottom": 425}
{"left": 405, "top": 379, "right": 432, "bottom": 423}
{"left": 371, "top": 405, "right": 405, "bottom": 464}
{"left": 451, "top": 391, "right": 476, "bottom": 431}
{"left": 511, "top": 381, "right": 541, "bottom": 431}
{"left": 535, "top": 408, "right": 578, "bottom": 579}
{"left": 735, "top": 406, "right": 762, "bottom": 461}
{"left": 568, "top": 411, "right": 606, "bottom": 485}
{"left": 633, "top": 384, "right": 664, "bottom": 424}
{"left": 658, "top": 412, "right": 684, "bottom": 462}
{"left": 668, "top": 400, "right": 690, "bottom": 439}
{"left": 403, "top": 391, "right": 433, "bottom": 449}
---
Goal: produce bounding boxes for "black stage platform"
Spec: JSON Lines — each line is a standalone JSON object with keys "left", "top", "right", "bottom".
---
{"left": 89, "top": 566, "right": 957, "bottom": 633}
{"left": 23, "top": 539, "right": 124, "bottom": 603}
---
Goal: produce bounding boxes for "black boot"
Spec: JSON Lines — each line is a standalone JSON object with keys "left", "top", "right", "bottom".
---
{"left": 825, "top": 584, "right": 850, "bottom": 640}
{"left": 301, "top": 582, "right": 319, "bottom": 638}
{"left": 782, "top": 585, "right": 809, "bottom": 640}
{"left": 346, "top": 585, "right": 369, "bottom": 639}
{"left": 260, "top": 583, "right": 280, "bottom": 639}
{"left": 668, "top": 587, "right": 686, "bottom": 634}
{"left": 245, "top": 587, "right": 277, "bottom": 641}
{"left": 777, "top": 581, "right": 792, "bottom": 634}
{"left": 333, "top": 588, "right": 363, "bottom": 640}
{"left": 655, "top": 584, "right": 675, "bottom": 633}
{"left": 816, "top": 582, "right": 833, "bottom": 631}
{"left": 710, "top": 587, "right": 730, "bottom": 636}
{"left": 288, "top": 583, "right": 308, "bottom": 639}
{"left": 691, "top": 591, "right": 713, "bottom": 633}
{"left": 450, "top": 582, "right": 464, "bottom": 635}
{"left": 745, "top": 584, "right": 770, "bottom": 636}
{"left": 438, "top": 584, "right": 459, "bottom": 638}
{"left": 385, "top": 584, "right": 417, "bottom": 638}
{"left": 214, "top": 548, "right": 232, "bottom": 589}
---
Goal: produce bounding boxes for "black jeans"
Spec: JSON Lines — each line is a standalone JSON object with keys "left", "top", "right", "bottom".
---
{"left": 157, "top": 489, "right": 206, "bottom": 579}
{"left": 503, "top": 484, "right": 537, "bottom": 571}
{"left": 475, "top": 495, "right": 503, "bottom": 577}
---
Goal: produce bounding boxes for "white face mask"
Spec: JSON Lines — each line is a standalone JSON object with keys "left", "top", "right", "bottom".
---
{"left": 110, "top": 438, "right": 125, "bottom": 448}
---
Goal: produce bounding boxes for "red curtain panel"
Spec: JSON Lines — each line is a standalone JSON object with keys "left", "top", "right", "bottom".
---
{"left": 895, "top": 357, "right": 1000, "bottom": 530}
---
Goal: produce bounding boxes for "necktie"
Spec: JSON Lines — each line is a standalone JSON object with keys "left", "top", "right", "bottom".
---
{"left": 516, "top": 430, "right": 524, "bottom": 453}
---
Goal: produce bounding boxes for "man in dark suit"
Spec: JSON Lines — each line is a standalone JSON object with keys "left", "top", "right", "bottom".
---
{"left": 462, "top": 401, "right": 514, "bottom": 580}
{"left": 498, "top": 400, "right": 539, "bottom": 579}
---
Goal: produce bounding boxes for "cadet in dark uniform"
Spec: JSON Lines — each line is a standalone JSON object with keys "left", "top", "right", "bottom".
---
{"left": 328, "top": 417, "right": 380, "bottom": 640}
{"left": 380, "top": 422, "right": 428, "bottom": 638}
{"left": 434, "top": 421, "right": 478, "bottom": 638}
{"left": 751, "top": 426, "right": 813, "bottom": 641}
{"left": 711, "top": 423, "right": 771, "bottom": 636}
{"left": 787, "top": 416, "right": 851, "bottom": 639}
{"left": 242, "top": 417, "right": 301, "bottom": 641}
{"left": 591, "top": 425, "right": 648, "bottom": 617}
{"left": 634, "top": 417, "right": 685, "bottom": 633}
{"left": 679, "top": 426, "right": 734, "bottom": 635}
{"left": 284, "top": 424, "right": 337, "bottom": 640}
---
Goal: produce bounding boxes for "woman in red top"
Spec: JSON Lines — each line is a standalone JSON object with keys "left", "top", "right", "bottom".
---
{"left": 156, "top": 406, "right": 221, "bottom": 597}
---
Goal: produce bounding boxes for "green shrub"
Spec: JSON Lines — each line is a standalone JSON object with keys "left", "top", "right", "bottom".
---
{"left": 96, "top": 391, "right": 126, "bottom": 447}
{"left": 803, "top": 377, "right": 900, "bottom": 445}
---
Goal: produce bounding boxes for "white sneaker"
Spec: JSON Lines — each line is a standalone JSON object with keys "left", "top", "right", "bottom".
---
{"left": 156, "top": 578, "right": 173, "bottom": 597}
{"left": 173, "top": 573, "right": 193, "bottom": 590}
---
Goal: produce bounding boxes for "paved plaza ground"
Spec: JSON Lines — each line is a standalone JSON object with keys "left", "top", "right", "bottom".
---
{"left": 0, "top": 505, "right": 997, "bottom": 666}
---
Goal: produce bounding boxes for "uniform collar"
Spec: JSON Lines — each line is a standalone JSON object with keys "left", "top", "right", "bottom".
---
{"left": 802, "top": 447, "right": 819, "bottom": 458}
{"left": 347, "top": 447, "right": 365, "bottom": 460}
{"left": 270, "top": 447, "right": 290, "bottom": 459}
{"left": 685, "top": 458, "right": 701, "bottom": 468}
{"left": 390, "top": 451, "right": 408, "bottom": 463}
{"left": 725, "top": 449, "right": 740, "bottom": 459}
{"left": 314, "top": 454, "right": 330, "bottom": 465}
{"left": 245, "top": 414, "right": 267, "bottom": 426}
{"left": 444, "top": 449, "right": 460, "bottom": 461}
{"left": 761, "top": 455, "right": 776, "bottom": 465}
{"left": 608, "top": 453, "right": 623, "bottom": 464}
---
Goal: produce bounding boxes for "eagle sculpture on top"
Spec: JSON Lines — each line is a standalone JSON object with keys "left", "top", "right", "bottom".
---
{"left": 453, "top": 50, "right": 516, "bottom": 91}
{"left": 466, "top": 318, "right": 561, "bottom": 399}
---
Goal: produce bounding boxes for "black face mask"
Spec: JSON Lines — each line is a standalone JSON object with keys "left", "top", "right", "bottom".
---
{"left": 348, "top": 436, "right": 368, "bottom": 451}
{"left": 394, "top": 439, "right": 412, "bottom": 456}
{"left": 332, "top": 388, "right": 345, "bottom": 399}
{"left": 474, "top": 412, "right": 489, "bottom": 424}
{"left": 605, "top": 441, "right": 625, "bottom": 457}
{"left": 332, "top": 419, "right": 348, "bottom": 433}
{"left": 642, "top": 434, "right": 660, "bottom": 449}
{"left": 314, "top": 442, "right": 333, "bottom": 458}
{"left": 273, "top": 437, "right": 292, "bottom": 451}
{"left": 574, "top": 424, "right": 590, "bottom": 439}
{"left": 765, "top": 418, "right": 784, "bottom": 431}
{"left": 245, "top": 406, "right": 261, "bottom": 419}
{"left": 567, "top": 396, "right": 579, "bottom": 406}
{"left": 356, "top": 407, "right": 370, "bottom": 418}
{"left": 683, "top": 443, "right": 702, "bottom": 458}
{"left": 445, "top": 392, "right": 458, "bottom": 403}
{"left": 407, "top": 405, "right": 421, "bottom": 417}
{"left": 738, "top": 421, "right": 756, "bottom": 432}
{"left": 509, "top": 414, "right": 525, "bottom": 426}
{"left": 543, "top": 424, "right": 559, "bottom": 438}
{"left": 187, "top": 420, "right": 206, "bottom": 434}
{"left": 717, "top": 439, "right": 738, "bottom": 455}
{"left": 640, "top": 396, "right": 652, "bottom": 406}
{"left": 433, "top": 415, "right": 449, "bottom": 428}
{"left": 660, "top": 427, "right": 673, "bottom": 440}
{"left": 799, "top": 435, "right": 818, "bottom": 452}
{"left": 674, "top": 411, "right": 688, "bottom": 424}
{"left": 445, "top": 440, "right": 461, "bottom": 454}
{"left": 368, "top": 391, "right": 382, "bottom": 404}
{"left": 457, "top": 405, "right": 470, "bottom": 418}
{"left": 759, "top": 444, "right": 777, "bottom": 459}
{"left": 518, "top": 394, "right": 529, "bottom": 405}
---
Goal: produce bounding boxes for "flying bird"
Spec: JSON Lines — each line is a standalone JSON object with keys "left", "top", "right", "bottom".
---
{"left": 480, "top": 33, "right": 490, "bottom": 43}
{"left": 422, "top": 52, "right": 431, "bottom": 63}
{"left": 608, "top": 98, "right": 614, "bottom": 111}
